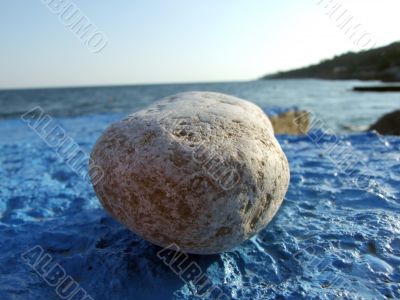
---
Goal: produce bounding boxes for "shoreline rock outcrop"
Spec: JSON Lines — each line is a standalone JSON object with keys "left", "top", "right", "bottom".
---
{"left": 368, "top": 110, "right": 400, "bottom": 135}
{"left": 270, "top": 110, "right": 310, "bottom": 135}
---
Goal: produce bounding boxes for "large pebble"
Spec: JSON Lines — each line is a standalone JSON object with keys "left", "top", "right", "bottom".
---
{"left": 90, "top": 92, "right": 290, "bottom": 254}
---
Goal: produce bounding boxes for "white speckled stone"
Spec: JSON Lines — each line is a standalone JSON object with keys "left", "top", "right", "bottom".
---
{"left": 90, "top": 92, "right": 290, "bottom": 254}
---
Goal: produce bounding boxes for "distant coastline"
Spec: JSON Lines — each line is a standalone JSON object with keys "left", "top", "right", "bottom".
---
{"left": 262, "top": 42, "right": 400, "bottom": 82}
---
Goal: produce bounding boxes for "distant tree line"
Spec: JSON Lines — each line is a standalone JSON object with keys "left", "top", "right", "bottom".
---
{"left": 263, "top": 42, "right": 400, "bottom": 82}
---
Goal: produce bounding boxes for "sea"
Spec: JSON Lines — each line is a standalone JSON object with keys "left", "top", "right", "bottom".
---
{"left": 0, "top": 79, "right": 399, "bottom": 300}
{"left": 1, "top": 79, "right": 399, "bottom": 131}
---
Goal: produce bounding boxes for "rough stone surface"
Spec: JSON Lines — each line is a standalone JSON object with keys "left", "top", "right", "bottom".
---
{"left": 270, "top": 110, "right": 310, "bottom": 135}
{"left": 90, "top": 92, "right": 290, "bottom": 254}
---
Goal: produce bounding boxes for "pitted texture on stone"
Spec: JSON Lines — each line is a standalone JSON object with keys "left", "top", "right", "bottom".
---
{"left": 90, "top": 92, "right": 290, "bottom": 254}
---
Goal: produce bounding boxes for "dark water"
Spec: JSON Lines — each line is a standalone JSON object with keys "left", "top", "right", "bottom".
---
{"left": 1, "top": 79, "right": 399, "bottom": 132}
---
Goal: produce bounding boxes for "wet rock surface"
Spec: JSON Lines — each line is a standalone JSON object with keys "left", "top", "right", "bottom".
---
{"left": 90, "top": 92, "right": 290, "bottom": 254}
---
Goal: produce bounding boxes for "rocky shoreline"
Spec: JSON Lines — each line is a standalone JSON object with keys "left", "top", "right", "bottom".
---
{"left": 270, "top": 110, "right": 309, "bottom": 135}
{"left": 353, "top": 85, "right": 400, "bottom": 92}
{"left": 368, "top": 110, "right": 400, "bottom": 135}
{"left": 271, "top": 109, "right": 399, "bottom": 136}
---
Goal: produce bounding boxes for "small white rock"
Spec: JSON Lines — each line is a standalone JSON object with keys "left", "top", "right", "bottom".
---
{"left": 90, "top": 92, "right": 290, "bottom": 254}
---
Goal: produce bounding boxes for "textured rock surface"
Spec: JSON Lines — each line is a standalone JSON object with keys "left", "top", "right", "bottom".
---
{"left": 90, "top": 92, "right": 290, "bottom": 254}
{"left": 270, "top": 110, "right": 310, "bottom": 135}
{"left": 1, "top": 113, "right": 400, "bottom": 300}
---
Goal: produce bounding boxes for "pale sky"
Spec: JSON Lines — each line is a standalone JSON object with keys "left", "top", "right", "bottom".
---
{"left": 0, "top": 0, "right": 399, "bottom": 89}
